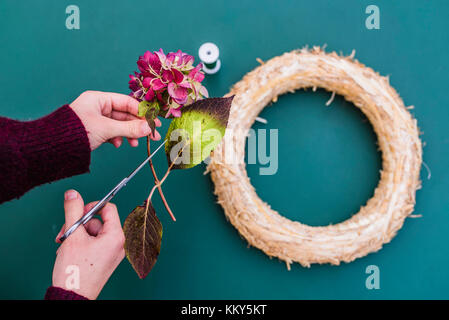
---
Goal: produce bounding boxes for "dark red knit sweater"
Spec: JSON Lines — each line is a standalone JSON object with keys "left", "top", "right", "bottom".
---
{"left": 0, "top": 105, "right": 91, "bottom": 300}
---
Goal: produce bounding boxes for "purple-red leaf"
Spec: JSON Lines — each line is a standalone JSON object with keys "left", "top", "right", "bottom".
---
{"left": 123, "top": 202, "right": 162, "bottom": 279}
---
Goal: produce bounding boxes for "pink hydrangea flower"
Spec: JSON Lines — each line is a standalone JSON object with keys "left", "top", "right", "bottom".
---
{"left": 129, "top": 49, "right": 208, "bottom": 118}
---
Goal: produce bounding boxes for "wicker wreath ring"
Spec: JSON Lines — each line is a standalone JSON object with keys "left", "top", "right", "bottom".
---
{"left": 207, "top": 48, "right": 422, "bottom": 268}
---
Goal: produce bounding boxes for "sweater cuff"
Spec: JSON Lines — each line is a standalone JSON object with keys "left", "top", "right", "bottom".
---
{"left": 44, "top": 286, "right": 89, "bottom": 300}
{"left": 20, "top": 105, "right": 91, "bottom": 190}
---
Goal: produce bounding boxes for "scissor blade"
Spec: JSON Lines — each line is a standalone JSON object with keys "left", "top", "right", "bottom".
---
{"left": 126, "top": 139, "right": 167, "bottom": 181}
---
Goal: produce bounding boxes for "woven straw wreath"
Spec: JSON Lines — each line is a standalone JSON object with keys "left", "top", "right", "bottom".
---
{"left": 207, "top": 47, "right": 422, "bottom": 269}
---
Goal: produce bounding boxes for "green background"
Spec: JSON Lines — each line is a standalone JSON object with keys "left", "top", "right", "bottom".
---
{"left": 0, "top": 0, "right": 448, "bottom": 299}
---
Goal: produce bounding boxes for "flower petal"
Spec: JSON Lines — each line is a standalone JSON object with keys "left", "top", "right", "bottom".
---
{"left": 142, "top": 77, "right": 152, "bottom": 88}
{"left": 137, "top": 59, "right": 147, "bottom": 73}
{"left": 128, "top": 75, "right": 140, "bottom": 91}
{"left": 152, "top": 78, "right": 167, "bottom": 91}
{"left": 179, "top": 81, "right": 191, "bottom": 89}
{"left": 172, "top": 68, "right": 184, "bottom": 84}
{"left": 145, "top": 89, "right": 155, "bottom": 101}
{"left": 143, "top": 51, "right": 152, "bottom": 63}
{"left": 167, "top": 83, "right": 188, "bottom": 105}
{"left": 182, "top": 54, "right": 194, "bottom": 69}
{"left": 199, "top": 85, "right": 209, "bottom": 98}
{"left": 166, "top": 52, "right": 176, "bottom": 65}
{"left": 194, "top": 63, "right": 205, "bottom": 82}
{"left": 170, "top": 107, "right": 182, "bottom": 117}
{"left": 155, "top": 48, "right": 167, "bottom": 67}
{"left": 148, "top": 52, "right": 162, "bottom": 74}
{"left": 133, "top": 88, "right": 144, "bottom": 100}
{"left": 162, "top": 69, "right": 174, "bottom": 82}
{"left": 175, "top": 50, "right": 184, "bottom": 66}
{"left": 188, "top": 63, "right": 205, "bottom": 82}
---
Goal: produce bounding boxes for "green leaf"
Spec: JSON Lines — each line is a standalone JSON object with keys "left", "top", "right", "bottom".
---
{"left": 123, "top": 202, "right": 162, "bottom": 279}
{"left": 138, "top": 101, "right": 160, "bottom": 137}
{"left": 145, "top": 103, "right": 160, "bottom": 135}
{"left": 138, "top": 100, "right": 151, "bottom": 117}
{"left": 145, "top": 113, "right": 156, "bottom": 136}
{"left": 164, "top": 96, "right": 234, "bottom": 170}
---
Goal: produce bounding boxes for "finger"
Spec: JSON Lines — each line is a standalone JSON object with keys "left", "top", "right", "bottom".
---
{"left": 155, "top": 118, "right": 162, "bottom": 127}
{"left": 99, "top": 92, "right": 140, "bottom": 116}
{"left": 127, "top": 138, "right": 139, "bottom": 147}
{"left": 84, "top": 201, "right": 99, "bottom": 213}
{"left": 55, "top": 198, "right": 98, "bottom": 243}
{"left": 97, "top": 203, "right": 122, "bottom": 237}
{"left": 84, "top": 201, "right": 106, "bottom": 237}
{"left": 104, "top": 118, "right": 151, "bottom": 139}
{"left": 111, "top": 110, "right": 141, "bottom": 121}
{"left": 55, "top": 224, "right": 65, "bottom": 243}
{"left": 63, "top": 190, "right": 85, "bottom": 228}
{"left": 150, "top": 130, "right": 161, "bottom": 141}
{"left": 85, "top": 218, "right": 103, "bottom": 236}
{"left": 109, "top": 137, "right": 123, "bottom": 148}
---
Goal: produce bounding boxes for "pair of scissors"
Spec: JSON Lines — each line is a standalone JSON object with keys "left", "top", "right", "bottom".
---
{"left": 58, "top": 140, "right": 167, "bottom": 243}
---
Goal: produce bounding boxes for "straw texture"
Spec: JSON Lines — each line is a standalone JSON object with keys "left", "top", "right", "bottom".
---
{"left": 207, "top": 47, "right": 422, "bottom": 269}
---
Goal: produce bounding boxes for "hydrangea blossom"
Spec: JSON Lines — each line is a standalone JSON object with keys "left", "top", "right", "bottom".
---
{"left": 129, "top": 49, "right": 208, "bottom": 118}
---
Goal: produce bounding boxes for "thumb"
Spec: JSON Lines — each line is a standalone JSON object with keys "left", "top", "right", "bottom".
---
{"left": 104, "top": 118, "right": 152, "bottom": 139}
{"left": 64, "top": 189, "right": 85, "bottom": 229}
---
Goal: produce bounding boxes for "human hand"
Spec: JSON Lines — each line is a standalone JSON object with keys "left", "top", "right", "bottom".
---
{"left": 52, "top": 189, "right": 125, "bottom": 300}
{"left": 70, "top": 90, "right": 162, "bottom": 150}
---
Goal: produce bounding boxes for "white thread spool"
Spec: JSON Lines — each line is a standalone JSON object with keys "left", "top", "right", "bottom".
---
{"left": 198, "top": 42, "right": 221, "bottom": 74}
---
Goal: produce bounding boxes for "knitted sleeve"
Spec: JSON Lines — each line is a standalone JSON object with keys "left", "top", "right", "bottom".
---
{"left": 44, "top": 286, "right": 89, "bottom": 300}
{"left": 0, "top": 105, "right": 91, "bottom": 203}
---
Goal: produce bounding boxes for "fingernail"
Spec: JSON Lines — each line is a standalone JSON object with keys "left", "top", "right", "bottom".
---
{"left": 65, "top": 190, "right": 78, "bottom": 200}
{"left": 141, "top": 122, "right": 151, "bottom": 135}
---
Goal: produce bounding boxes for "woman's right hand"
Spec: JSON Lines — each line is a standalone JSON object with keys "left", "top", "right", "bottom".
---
{"left": 52, "top": 189, "right": 125, "bottom": 300}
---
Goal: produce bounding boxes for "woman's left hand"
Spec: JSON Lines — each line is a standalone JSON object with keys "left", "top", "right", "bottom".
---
{"left": 70, "top": 91, "right": 161, "bottom": 150}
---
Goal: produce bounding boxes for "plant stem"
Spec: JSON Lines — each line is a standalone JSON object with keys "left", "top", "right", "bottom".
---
{"left": 145, "top": 149, "right": 182, "bottom": 218}
{"left": 148, "top": 165, "right": 173, "bottom": 202}
{"left": 144, "top": 141, "right": 190, "bottom": 220}
{"left": 146, "top": 136, "right": 176, "bottom": 221}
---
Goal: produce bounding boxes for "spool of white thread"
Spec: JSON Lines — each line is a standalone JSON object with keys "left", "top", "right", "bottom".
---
{"left": 198, "top": 42, "right": 221, "bottom": 74}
